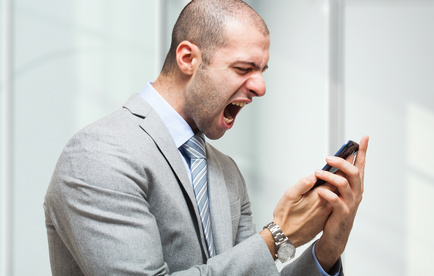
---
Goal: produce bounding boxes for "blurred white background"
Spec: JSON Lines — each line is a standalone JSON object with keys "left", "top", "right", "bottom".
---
{"left": 1, "top": 0, "right": 433, "bottom": 275}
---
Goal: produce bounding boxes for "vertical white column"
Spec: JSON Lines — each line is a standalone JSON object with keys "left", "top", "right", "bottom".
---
{"left": 155, "top": 0, "right": 167, "bottom": 77}
{"left": 328, "top": 0, "right": 345, "bottom": 152}
{"left": 1, "top": 0, "right": 14, "bottom": 275}
{"left": 327, "top": 0, "right": 346, "bottom": 266}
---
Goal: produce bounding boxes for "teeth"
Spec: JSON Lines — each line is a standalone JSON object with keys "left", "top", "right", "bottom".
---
{"left": 224, "top": 101, "right": 245, "bottom": 124}
{"left": 224, "top": 117, "right": 234, "bottom": 124}
{"left": 231, "top": 102, "right": 246, "bottom": 107}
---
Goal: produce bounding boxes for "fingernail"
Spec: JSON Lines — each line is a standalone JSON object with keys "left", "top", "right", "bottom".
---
{"left": 326, "top": 156, "right": 337, "bottom": 162}
{"left": 315, "top": 169, "right": 323, "bottom": 175}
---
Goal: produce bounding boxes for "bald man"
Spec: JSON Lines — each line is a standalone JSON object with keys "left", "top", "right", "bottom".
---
{"left": 44, "top": 1, "right": 368, "bottom": 275}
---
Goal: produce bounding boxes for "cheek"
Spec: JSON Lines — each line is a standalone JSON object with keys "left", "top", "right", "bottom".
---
{"left": 189, "top": 70, "right": 236, "bottom": 120}
{"left": 198, "top": 96, "right": 224, "bottom": 121}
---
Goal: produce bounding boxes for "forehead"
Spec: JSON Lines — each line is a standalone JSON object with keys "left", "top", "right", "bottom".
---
{"left": 212, "top": 20, "right": 270, "bottom": 68}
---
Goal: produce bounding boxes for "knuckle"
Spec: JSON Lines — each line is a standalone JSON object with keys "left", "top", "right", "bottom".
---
{"left": 329, "top": 194, "right": 340, "bottom": 204}
{"left": 341, "top": 205, "right": 351, "bottom": 217}
{"left": 283, "top": 189, "right": 292, "bottom": 200}
{"left": 335, "top": 177, "right": 348, "bottom": 188}
{"left": 325, "top": 203, "right": 333, "bottom": 213}
{"left": 349, "top": 166, "right": 360, "bottom": 177}
{"left": 300, "top": 177, "right": 312, "bottom": 186}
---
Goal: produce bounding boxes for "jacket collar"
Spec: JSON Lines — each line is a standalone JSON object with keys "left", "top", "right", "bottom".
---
{"left": 123, "top": 94, "right": 214, "bottom": 257}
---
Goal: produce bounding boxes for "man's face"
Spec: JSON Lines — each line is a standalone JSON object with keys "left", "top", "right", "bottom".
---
{"left": 183, "top": 21, "right": 270, "bottom": 140}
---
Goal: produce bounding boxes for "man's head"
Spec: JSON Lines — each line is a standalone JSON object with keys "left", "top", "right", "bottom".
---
{"left": 154, "top": 0, "right": 270, "bottom": 140}
{"left": 161, "top": 0, "right": 269, "bottom": 75}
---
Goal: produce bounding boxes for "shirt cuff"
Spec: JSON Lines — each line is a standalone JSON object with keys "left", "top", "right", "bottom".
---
{"left": 311, "top": 241, "right": 342, "bottom": 276}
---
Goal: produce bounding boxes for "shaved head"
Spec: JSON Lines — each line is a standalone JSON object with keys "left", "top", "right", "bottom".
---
{"left": 160, "top": 0, "right": 269, "bottom": 75}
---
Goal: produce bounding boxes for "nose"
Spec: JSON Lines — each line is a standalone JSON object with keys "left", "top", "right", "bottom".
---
{"left": 246, "top": 72, "right": 266, "bottom": 98}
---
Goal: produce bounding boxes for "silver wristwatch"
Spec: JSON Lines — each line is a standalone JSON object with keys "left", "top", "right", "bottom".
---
{"left": 264, "top": 222, "right": 296, "bottom": 263}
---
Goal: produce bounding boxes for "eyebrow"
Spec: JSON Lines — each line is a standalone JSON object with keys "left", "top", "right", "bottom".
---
{"left": 233, "top": 61, "right": 269, "bottom": 72}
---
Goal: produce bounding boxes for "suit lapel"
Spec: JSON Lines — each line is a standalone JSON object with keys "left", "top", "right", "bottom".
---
{"left": 140, "top": 114, "right": 196, "bottom": 200}
{"left": 123, "top": 94, "right": 208, "bottom": 256}
{"left": 206, "top": 145, "right": 233, "bottom": 255}
{"left": 124, "top": 94, "right": 196, "bottom": 206}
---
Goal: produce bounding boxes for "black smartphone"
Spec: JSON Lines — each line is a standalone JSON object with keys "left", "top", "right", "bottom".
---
{"left": 311, "top": 140, "right": 359, "bottom": 190}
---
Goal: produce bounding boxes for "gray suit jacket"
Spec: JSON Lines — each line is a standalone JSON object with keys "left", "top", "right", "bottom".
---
{"left": 44, "top": 94, "right": 328, "bottom": 275}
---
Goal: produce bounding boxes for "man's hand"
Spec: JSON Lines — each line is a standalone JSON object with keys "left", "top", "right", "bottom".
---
{"left": 261, "top": 173, "right": 334, "bottom": 258}
{"left": 314, "top": 136, "right": 369, "bottom": 272}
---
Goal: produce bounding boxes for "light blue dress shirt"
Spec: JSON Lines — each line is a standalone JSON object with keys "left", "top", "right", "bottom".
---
{"left": 138, "top": 82, "right": 340, "bottom": 275}
{"left": 312, "top": 242, "right": 341, "bottom": 276}
{"left": 139, "top": 82, "right": 194, "bottom": 181}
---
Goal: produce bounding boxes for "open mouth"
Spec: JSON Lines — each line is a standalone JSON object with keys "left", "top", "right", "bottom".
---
{"left": 223, "top": 101, "right": 246, "bottom": 124}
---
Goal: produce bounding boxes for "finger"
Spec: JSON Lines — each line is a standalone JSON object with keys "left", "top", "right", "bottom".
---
{"left": 326, "top": 156, "right": 356, "bottom": 176}
{"left": 289, "top": 174, "right": 317, "bottom": 200}
{"left": 320, "top": 182, "right": 338, "bottom": 194}
{"left": 315, "top": 169, "right": 353, "bottom": 199}
{"left": 324, "top": 155, "right": 363, "bottom": 195}
{"left": 316, "top": 187, "right": 342, "bottom": 211}
{"left": 353, "top": 136, "right": 369, "bottom": 192}
{"left": 354, "top": 136, "right": 369, "bottom": 172}
{"left": 329, "top": 136, "right": 369, "bottom": 176}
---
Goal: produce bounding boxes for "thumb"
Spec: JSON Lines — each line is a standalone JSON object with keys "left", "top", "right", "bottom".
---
{"left": 288, "top": 174, "right": 316, "bottom": 201}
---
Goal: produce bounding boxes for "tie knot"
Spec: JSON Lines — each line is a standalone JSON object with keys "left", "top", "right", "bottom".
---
{"left": 182, "top": 135, "right": 206, "bottom": 160}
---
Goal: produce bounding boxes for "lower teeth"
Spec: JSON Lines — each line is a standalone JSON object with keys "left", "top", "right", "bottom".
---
{"left": 224, "top": 117, "right": 234, "bottom": 124}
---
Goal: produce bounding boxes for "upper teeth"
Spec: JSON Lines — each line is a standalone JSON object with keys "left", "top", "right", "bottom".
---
{"left": 232, "top": 102, "right": 246, "bottom": 107}
{"left": 223, "top": 102, "right": 246, "bottom": 124}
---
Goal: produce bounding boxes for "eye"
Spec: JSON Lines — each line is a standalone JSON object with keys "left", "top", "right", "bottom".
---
{"left": 234, "top": 67, "right": 251, "bottom": 74}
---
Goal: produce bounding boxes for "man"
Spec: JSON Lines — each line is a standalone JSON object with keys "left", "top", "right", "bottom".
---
{"left": 44, "top": 0, "right": 369, "bottom": 275}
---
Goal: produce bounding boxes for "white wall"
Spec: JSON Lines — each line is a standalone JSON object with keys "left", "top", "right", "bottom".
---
{"left": 1, "top": 1, "right": 157, "bottom": 274}
{"left": 218, "top": 1, "right": 434, "bottom": 275}
{"left": 1, "top": 1, "right": 433, "bottom": 275}
{"left": 344, "top": 2, "right": 434, "bottom": 275}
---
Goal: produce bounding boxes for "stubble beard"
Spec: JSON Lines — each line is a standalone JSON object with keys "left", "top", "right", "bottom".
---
{"left": 185, "top": 65, "right": 227, "bottom": 140}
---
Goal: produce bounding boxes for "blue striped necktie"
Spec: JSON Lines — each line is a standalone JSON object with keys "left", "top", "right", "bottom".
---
{"left": 182, "top": 135, "right": 215, "bottom": 257}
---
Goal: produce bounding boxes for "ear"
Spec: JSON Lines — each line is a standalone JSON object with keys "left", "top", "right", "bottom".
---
{"left": 176, "top": 41, "right": 201, "bottom": 75}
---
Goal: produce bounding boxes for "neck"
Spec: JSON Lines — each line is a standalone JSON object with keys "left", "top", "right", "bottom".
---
{"left": 153, "top": 73, "right": 186, "bottom": 112}
{"left": 152, "top": 73, "right": 197, "bottom": 132}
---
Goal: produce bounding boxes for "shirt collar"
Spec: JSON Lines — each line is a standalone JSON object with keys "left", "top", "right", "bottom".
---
{"left": 139, "top": 82, "right": 195, "bottom": 148}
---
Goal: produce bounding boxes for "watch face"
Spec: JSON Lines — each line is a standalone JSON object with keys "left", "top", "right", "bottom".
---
{"left": 278, "top": 243, "right": 296, "bottom": 262}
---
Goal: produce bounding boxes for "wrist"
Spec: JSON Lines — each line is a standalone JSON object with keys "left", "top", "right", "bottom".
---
{"left": 314, "top": 239, "right": 341, "bottom": 273}
{"left": 260, "top": 229, "right": 277, "bottom": 260}
{"left": 263, "top": 222, "right": 296, "bottom": 263}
